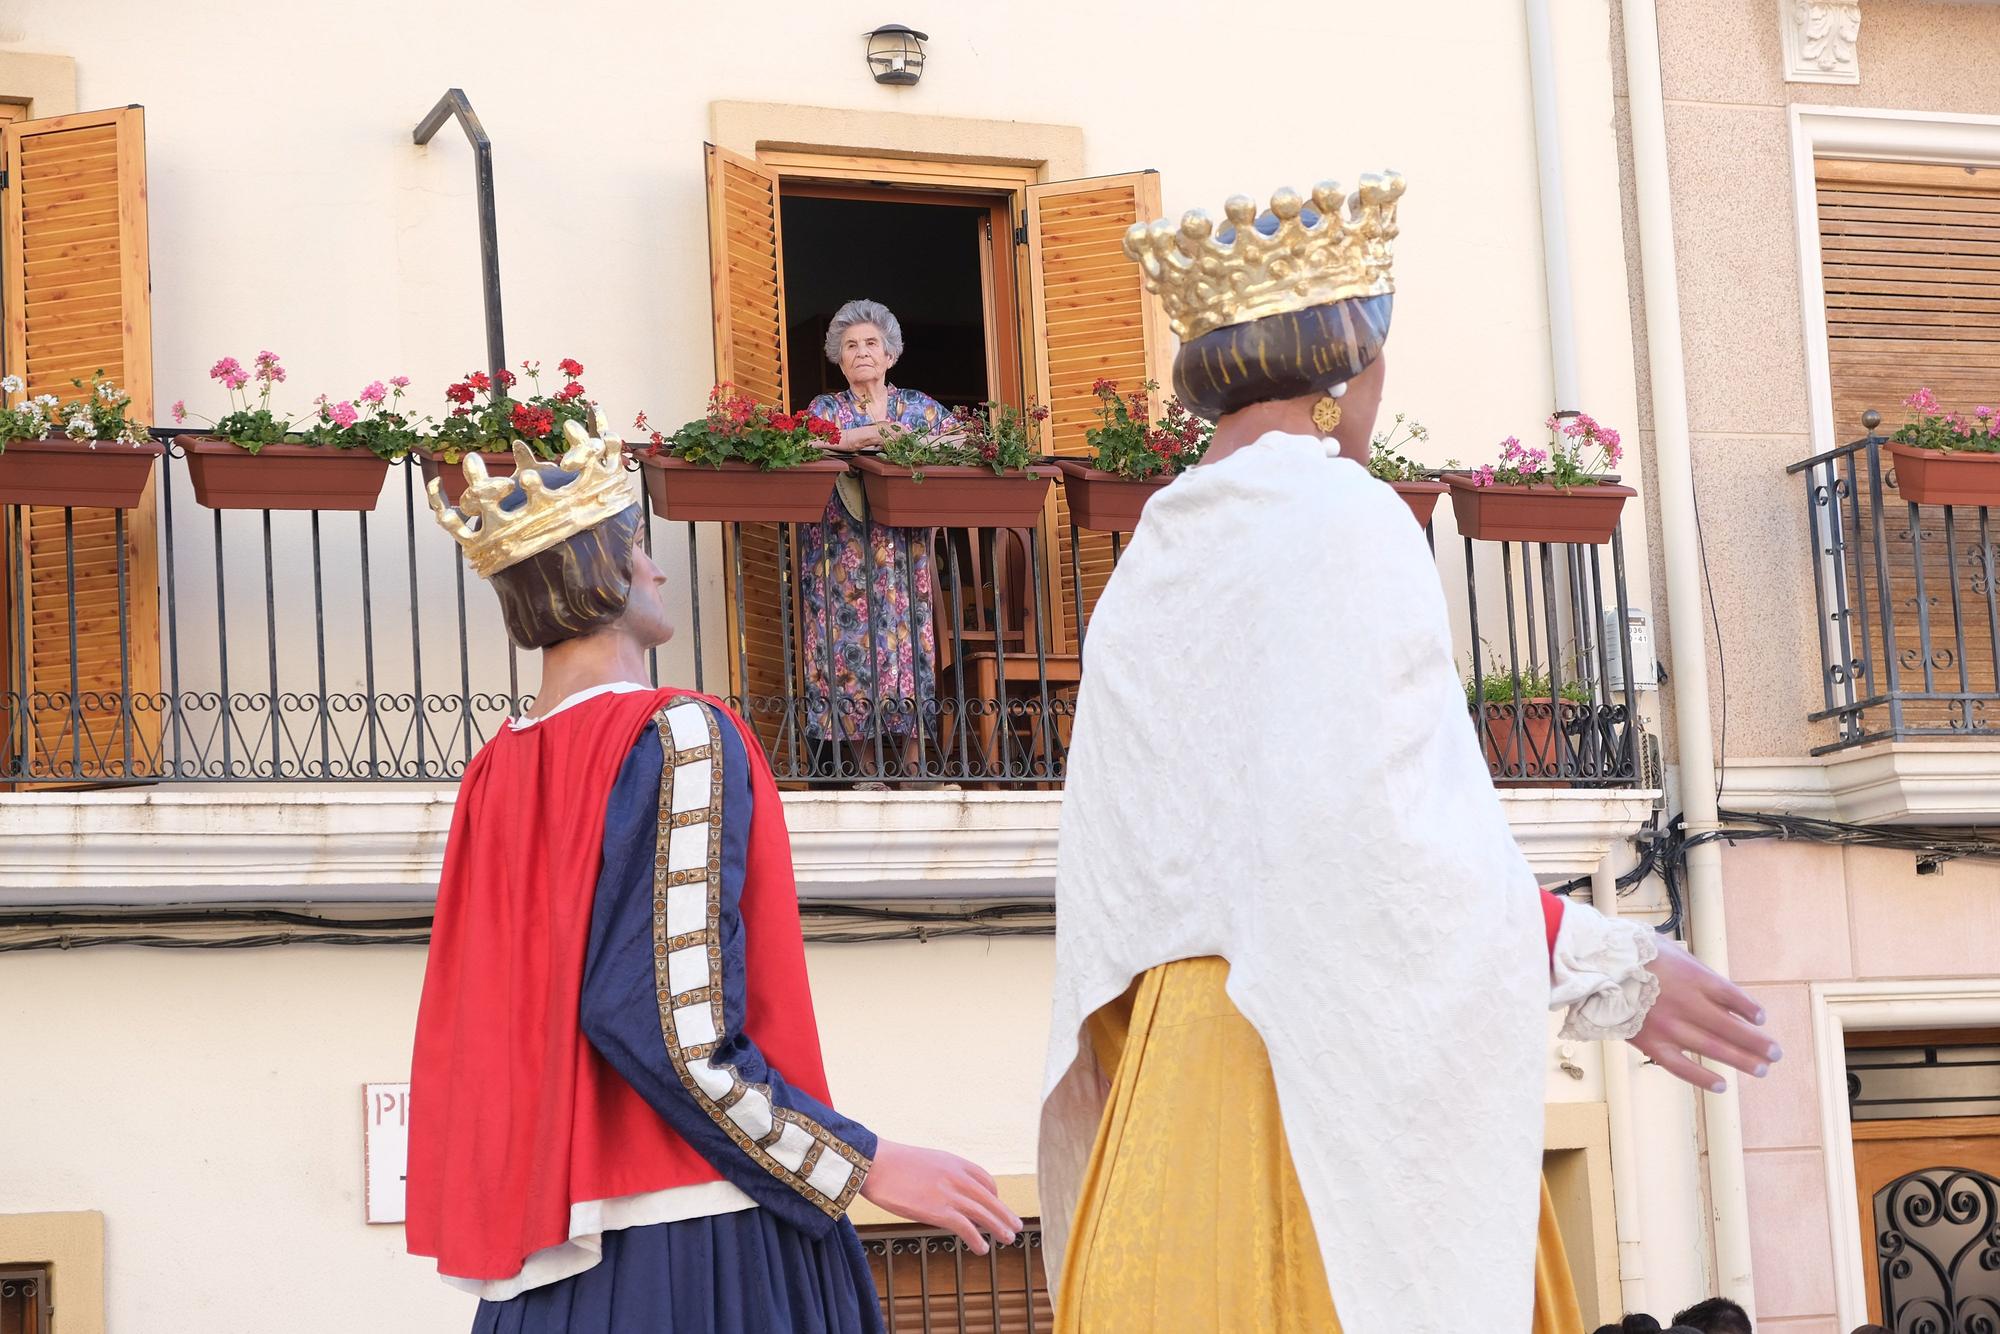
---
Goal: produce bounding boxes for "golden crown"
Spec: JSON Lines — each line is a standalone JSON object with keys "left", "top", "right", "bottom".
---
{"left": 1122, "top": 173, "right": 1405, "bottom": 343}
{"left": 427, "top": 413, "right": 639, "bottom": 579}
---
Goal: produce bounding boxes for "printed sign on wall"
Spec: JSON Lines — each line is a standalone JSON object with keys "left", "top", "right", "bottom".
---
{"left": 364, "top": 1082, "right": 410, "bottom": 1224}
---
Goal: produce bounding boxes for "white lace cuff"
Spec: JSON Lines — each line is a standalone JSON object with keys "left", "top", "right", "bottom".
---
{"left": 1550, "top": 902, "right": 1662, "bottom": 1041}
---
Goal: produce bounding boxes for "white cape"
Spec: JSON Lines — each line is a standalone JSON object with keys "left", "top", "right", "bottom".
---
{"left": 1039, "top": 434, "right": 1549, "bottom": 1332}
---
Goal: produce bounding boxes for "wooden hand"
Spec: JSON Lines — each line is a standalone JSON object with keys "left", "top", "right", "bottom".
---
{"left": 860, "top": 1140, "right": 1022, "bottom": 1255}
{"left": 1627, "top": 937, "right": 1781, "bottom": 1093}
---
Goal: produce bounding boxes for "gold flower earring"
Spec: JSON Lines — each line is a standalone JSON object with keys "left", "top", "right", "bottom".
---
{"left": 1311, "top": 397, "right": 1343, "bottom": 434}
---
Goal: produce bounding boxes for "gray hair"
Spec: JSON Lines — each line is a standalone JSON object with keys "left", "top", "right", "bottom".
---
{"left": 824, "top": 299, "right": 904, "bottom": 364}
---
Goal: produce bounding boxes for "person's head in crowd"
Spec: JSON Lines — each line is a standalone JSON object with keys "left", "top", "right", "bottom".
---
{"left": 1621, "top": 1318, "right": 1663, "bottom": 1333}
{"left": 1674, "top": 1296, "right": 1753, "bottom": 1334}
{"left": 1850, "top": 1326, "right": 1891, "bottom": 1334}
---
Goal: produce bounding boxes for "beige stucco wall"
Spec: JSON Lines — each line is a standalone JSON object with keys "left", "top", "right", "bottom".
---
{"left": 0, "top": 0, "right": 1656, "bottom": 708}
{"left": 0, "top": 937, "right": 1055, "bottom": 1332}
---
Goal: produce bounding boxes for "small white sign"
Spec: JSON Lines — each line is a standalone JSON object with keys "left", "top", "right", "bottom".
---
{"left": 364, "top": 1082, "right": 410, "bottom": 1224}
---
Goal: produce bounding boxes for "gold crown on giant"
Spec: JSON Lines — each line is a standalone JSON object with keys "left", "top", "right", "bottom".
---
{"left": 1123, "top": 173, "right": 1405, "bottom": 343}
{"left": 428, "top": 414, "right": 638, "bottom": 579}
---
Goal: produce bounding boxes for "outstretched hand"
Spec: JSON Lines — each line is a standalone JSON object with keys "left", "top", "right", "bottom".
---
{"left": 860, "top": 1140, "right": 1023, "bottom": 1256}
{"left": 1628, "top": 937, "right": 1782, "bottom": 1093}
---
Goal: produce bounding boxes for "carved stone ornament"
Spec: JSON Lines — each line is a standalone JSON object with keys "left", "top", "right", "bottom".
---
{"left": 1779, "top": 0, "right": 1861, "bottom": 85}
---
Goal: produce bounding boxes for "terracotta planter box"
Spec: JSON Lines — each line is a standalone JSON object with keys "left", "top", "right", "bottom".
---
{"left": 419, "top": 449, "right": 519, "bottom": 509}
{"left": 1445, "top": 474, "right": 1633, "bottom": 544}
{"left": 0, "top": 437, "right": 163, "bottom": 508}
{"left": 640, "top": 455, "right": 848, "bottom": 523}
{"left": 851, "top": 454, "right": 1058, "bottom": 528}
{"left": 1475, "top": 699, "right": 1582, "bottom": 788}
{"left": 1887, "top": 442, "right": 2000, "bottom": 507}
{"left": 1391, "top": 479, "right": 1447, "bottom": 528}
{"left": 184, "top": 439, "right": 391, "bottom": 512}
{"left": 1054, "top": 460, "right": 1171, "bottom": 532}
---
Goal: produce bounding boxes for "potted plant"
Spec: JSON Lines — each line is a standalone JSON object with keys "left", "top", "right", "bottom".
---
{"left": 176, "top": 352, "right": 401, "bottom": 511}
{"left": 1055, "top": 378, "right": 1211, "bottom": 531}
{"left": 1884, "top": 387, "right": 2000, "bottom": 507}
{"left": 1366, "top": 413, "right": 1447, "bottom": 527}
{"left": 422, "top": 358, "right": 594, "bottom": 507}
{"left": 850, "top": 399, "right": 1059, "bottom": 528}
{"left": 633, "top": 383, "right": 848, "bottom": 522}
{"left": 1446, "top": 411, "right": 1634, "bottom": 544}
{"left": 1467, "top": 661, "right": 1595, "bottom": 787}
{"left": 0, "top": 371, "right": 162, "bottom": 508}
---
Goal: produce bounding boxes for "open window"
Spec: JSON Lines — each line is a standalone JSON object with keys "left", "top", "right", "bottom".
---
{"left": 700, "top": 145, "right": 1168, "bottom": 756}
{"left": 0, "top": 105, "right": 159, "bottom": 785}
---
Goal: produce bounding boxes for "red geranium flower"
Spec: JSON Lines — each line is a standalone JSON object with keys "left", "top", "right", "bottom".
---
{"left": 510, "top": 403, "right": 554, "bottom": 437}
{"left": 770, "top": 412, "right": 797, "bottom": 431}
{"left": 445, "top": 382, "right": 475, "bottom": 405}
{"left": 467, "top": 371, "right": 491, "bottom": 392}
{"left": 557, "top": 381, "right": 586, "bottom": 401}
{"left": 1092, "top": 377, "right": 1117, "bottom": 395}
{"left": 559, "top": 358, "right": 584, "bottom": 379}
{"left": 498, "top": 368, "right": 517, "bottom": 388}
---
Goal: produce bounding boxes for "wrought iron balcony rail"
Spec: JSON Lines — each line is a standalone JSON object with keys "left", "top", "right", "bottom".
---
{"left": 1791, "top": 432, "right": 2000, "bottom": 751}
{"left": 1, "top": 446, "right": 1642, "bottom": 787}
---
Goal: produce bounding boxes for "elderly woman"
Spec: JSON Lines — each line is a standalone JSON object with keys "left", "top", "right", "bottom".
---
{"left": 801, "top": 298, "right": 954, "bottom": 779}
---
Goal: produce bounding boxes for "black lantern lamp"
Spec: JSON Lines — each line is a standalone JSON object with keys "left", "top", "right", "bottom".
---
{"left": 865, "top": 24, "right": 928, "bottom": 85}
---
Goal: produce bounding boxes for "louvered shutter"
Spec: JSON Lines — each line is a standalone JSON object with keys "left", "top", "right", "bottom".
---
{"left": 1, "top": 106, "right": 159, "bottom": 783}
{"left": 1023, "top": 172, "right": 1170, "bottom": 650}
{"left": 1816, "top": 158, "right": 2000, "bottom": 733}
{"left": 703, "top": 144, "right": 794, "bottom": 755}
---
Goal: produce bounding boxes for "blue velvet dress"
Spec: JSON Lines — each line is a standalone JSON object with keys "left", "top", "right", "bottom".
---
{"left": 472, "top": 706, "right": 883, "bottom": 1334}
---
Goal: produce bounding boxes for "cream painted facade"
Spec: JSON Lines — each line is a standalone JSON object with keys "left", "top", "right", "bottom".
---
{"left": 14, "top": 0, "right": 1971, "bottom": 1330}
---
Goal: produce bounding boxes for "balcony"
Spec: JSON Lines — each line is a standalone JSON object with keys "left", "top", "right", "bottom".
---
{"left": 1780, "top": 432, "right": 2000, "bottom": 822}
{"left": 0, "top": 445, "right": 1655, "bottom": 898}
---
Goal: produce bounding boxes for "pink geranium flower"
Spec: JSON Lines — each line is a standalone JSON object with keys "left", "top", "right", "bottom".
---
{"left": 210, "top": 356, "right": 244, "bottom": 383}
{"left": 358, "top": 381, "right": 387, "bottom": 405}
{"left": 171, "top": 399, "right": 187, "bottom": 423}
{"left": 389, "top": 375, "right": 411, "bottom": 389}
{"left": 329, "top": 401, "right": 358, "bottom": 428}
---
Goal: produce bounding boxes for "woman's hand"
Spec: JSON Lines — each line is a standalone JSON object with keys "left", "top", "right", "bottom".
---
{"left": 860, "top": 1139, "right": 1022, "bottom": 1255}
{"left": 834, "top": 422, "right": 889, "bottom": 450}
{"left": 1628, "top": 937, "right": 1781, "bottom": 1093}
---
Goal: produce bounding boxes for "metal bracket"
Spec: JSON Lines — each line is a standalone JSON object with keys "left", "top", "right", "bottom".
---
{"left": 413, "top": 89, "right": 506, "bottom": 389}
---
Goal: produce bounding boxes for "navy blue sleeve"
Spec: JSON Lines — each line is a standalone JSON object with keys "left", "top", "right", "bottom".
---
{"left": 579, "top": 706, "right": 874, "bottom": 1235}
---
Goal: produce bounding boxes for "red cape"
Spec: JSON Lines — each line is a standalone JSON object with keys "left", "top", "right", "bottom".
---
{"left": 405, "top": 687, "right": 836, "bottom": 1281}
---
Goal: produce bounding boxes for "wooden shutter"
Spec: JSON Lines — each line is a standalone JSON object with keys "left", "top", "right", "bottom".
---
{"left": 1816, "top": 158, "right": 2000, "bottom": 733}
{"left": 1, "top": 106, "right": 159, "bottom": 783}
{"left": 1023, "top": 172, "right": 1170, "bottom": 650}
{"left": 704, "top": 144, "right": 793, "bottom": 751}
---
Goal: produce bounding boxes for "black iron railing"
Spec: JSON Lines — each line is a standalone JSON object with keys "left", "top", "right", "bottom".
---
{"left": 1, "top": 450, "right": 1644, "bottom": 787}
{"left": 1791, "top": 432, "right": 2000, "bottom": 751}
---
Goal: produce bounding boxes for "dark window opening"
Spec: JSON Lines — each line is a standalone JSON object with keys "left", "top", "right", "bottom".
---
{"left": 780, "top": 194, "right": 991, "bottom": 415}
{"left": 0, "top": 1267, "right": 50, "bottom": 1334}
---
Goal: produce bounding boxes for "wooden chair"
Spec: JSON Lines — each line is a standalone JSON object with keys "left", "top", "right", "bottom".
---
{"left": 928, "top": 526, "right": 1082, "bottom": 780}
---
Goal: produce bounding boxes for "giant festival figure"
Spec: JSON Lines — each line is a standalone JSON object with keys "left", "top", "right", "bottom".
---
{"left": 1037, "top": 174, "right": 1784, "bottom": 1331}
{"left": 403, "top": 422, "right": 1018, "bottom": 1333}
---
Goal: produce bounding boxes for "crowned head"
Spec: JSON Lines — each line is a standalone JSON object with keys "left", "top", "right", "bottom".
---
{"left": 1123, "top": 173, "right": 1404, "bottom": 422}
{"left": 429, "top": 409, "right": 667, "bottom": 651}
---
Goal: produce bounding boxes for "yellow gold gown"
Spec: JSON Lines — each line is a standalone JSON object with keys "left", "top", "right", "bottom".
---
{"left": 1056, "top": 957, "right": 1584, "bottom": 1333}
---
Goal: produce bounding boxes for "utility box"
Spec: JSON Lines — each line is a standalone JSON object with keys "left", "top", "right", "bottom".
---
{"left": 1604, "top": 608, "right": 1657, "bottom": 692}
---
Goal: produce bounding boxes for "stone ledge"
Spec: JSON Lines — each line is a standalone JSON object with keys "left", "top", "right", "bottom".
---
{"left": 1721, "top": 743, "right": 2000, "bottom": 825}
{"left": 0, "top": 786, "right": 1657, "bottom": 905}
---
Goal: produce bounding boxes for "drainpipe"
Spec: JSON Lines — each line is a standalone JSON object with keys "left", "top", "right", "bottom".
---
{"left": 1525, "top": 0, "right": 1654, "bottom": 1307}
{"left": 1618, "top": 0, "right": 1757, "bottom": 1307}
{"left": 1525, "top": 0, "right": 1580, "bottom": 413}
{"left": 1593, "top": 855, "right": 1650, "bottom": 1315}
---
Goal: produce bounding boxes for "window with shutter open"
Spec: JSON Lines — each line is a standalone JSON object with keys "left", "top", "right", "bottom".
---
{"left": 0, "top": 105, "right": 160, "bottom": 784}
{"left": 1022, "top": 172, "right": 1171, "bottom": 651}
{"left": 702, "top": 142, "right": 795, "bottom": 756}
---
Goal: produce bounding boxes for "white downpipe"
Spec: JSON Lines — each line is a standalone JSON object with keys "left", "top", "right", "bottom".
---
{"left": 1619, "top": 0, "right": 1756, "bottom": 1307}
{"left": 1525, "top": 0, "right": 1580, "bottom": 410}
{"left": 1593, "top": 856, "right": 1650, "bottom": 1315}
{"left": 1526, "top": 0, "right": 1650, "bottom": 1306}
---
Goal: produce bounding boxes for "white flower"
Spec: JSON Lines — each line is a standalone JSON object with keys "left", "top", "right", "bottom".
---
{"left": 64, "top": 408, "right": 93, "bottom": 442}
{"left": 0, "top": 375, "right": 20, "bottom": 395}
{"left": 95, "top": 380, "right": 120, "bottom": 402}
{"left": 34, "top": 394, "right": 58, "bottom": 409}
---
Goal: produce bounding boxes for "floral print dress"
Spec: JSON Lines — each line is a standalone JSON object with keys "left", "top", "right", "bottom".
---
{"left": 801, "top": 386, "right": 944, "bottom": 743}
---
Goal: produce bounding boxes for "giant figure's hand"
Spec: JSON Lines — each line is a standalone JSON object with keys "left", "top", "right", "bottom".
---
{"left": 860, "top": 1140, "right": 1023, "bottom": 1255}
{"left": 1628, "top": 937, "right": 1782, "bottom": 1093}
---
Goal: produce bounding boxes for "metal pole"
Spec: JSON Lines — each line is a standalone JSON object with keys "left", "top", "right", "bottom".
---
{"left": 413, "top": 89, "right": 506, "bottom": 387}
